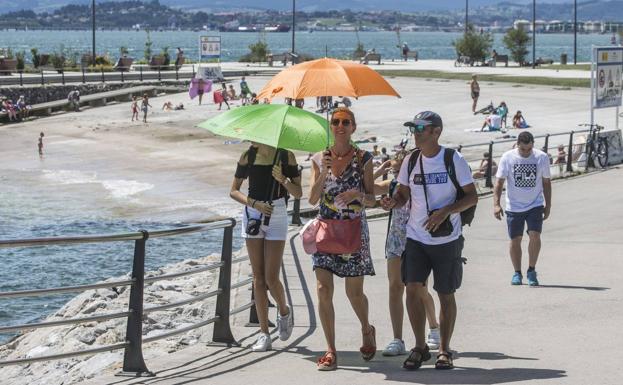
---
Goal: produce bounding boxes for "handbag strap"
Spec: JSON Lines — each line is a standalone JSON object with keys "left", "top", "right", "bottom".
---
{"left": 418, "top": 152, "right": 431, "bottom": 213}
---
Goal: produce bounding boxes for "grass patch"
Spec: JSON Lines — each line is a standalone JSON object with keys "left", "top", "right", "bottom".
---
{"left": 541, "top": 64, "right": 591, "bottom": 71}
{"left": 377, "top": 69, "right": 590, "bottom": 88}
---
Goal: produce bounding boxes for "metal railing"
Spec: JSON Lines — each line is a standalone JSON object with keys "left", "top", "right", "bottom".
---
{"left": 0, "top": 217, "right": 260, "bottom": 377}
{"left": 456, "top": 129, "right": 592, "bottom": 188}
{"left": 1, "top": 65, "right": 198, "bottom": 87}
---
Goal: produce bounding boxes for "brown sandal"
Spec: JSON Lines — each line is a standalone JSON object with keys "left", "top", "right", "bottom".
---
{"left": 317, "top": 350, "right": 337, "bottom": 371}
{"left": 435, "top": 352, "right": 454, "bottom": 370}
{"left": 403, "top": 345, "right": 431, "bottom": 371}
{"left": 359, "top": 325, "right": 376, "bottom": 361}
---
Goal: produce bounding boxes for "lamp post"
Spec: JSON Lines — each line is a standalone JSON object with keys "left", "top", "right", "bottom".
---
{"left": 291, "top": 0, "right": 296, "bottom": 55}
{"left": 92, "top": 0, "right": 96, "bottom": 65}
{"left": 465, "top": 0, "right": 469, "bottom": 34}
{"left": 532, "top": 0, "right": 536, "bottom": 69}
{"left": 574, "top": 0, "right": 577, "bottom": 64}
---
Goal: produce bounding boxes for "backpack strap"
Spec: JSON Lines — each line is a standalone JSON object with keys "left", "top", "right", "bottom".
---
{"left": 443, "top": 148, "right": 462, "bottom": 194}
{"left": 407, "top": 148, "right": 421, "bottom": 177}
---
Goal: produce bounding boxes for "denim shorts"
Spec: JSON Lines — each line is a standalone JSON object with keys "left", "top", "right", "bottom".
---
{"left": 506, "top": 206, "right": 544, "bottom": 239}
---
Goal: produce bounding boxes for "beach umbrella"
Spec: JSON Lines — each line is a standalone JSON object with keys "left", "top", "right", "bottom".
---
{"left": 257, "top": 57, "right": 401, "bottom": 100}
{"left": 197, "top": 104, "right": 332, "bottom": 152}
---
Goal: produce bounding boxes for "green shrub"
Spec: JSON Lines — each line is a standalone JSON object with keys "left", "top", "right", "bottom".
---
{"left": 353, "top": 42, "right": 365, "bottom": 58}
{"left": 50, "top": 53, "right": 66, "bottom": 69}
{"left": 94, "top": 55, "right": 113, "bottom": 66}
{"left": 503, "top": 28, "right": 530, "bottom": 65}
{"left": 161, "top": 46, "right": 170, "bottom": 66}
{"left": 240, "top": 40, "right": 269, "bottom": 62}
{"left": 144, "top": 30, "right": 153, "bottom": 62}
{"left": 15, "top": 51, "right": 25, "bottom": 70}
{"left": 452, "top": 25, "right": 493, "bottom": 64}
{"left": 31, "top": 48, "right": 40, "bottom": 68}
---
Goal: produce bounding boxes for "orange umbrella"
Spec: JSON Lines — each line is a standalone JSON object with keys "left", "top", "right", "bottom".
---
{"left": 257, "top": 58, "right": 400, "bottom": 100}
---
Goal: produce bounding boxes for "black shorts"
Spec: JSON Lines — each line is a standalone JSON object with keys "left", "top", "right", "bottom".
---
{"left": 471, "top": 91, "right": 480, "bottom": 99}
{"left": 401, "top": 236, "right": 464, "bottom": 294}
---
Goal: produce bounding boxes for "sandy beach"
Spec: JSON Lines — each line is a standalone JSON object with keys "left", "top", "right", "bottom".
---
{"left": 1, "top": 71, "right": 617, "bottom": 225}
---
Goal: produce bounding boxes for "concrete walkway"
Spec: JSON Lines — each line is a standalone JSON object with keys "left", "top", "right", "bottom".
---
{"left": 86, "top": 167, "right": 623, "bottom": 385}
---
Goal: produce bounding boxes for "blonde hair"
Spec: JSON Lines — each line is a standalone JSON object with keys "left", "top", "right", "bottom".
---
{"left": 331, "top": 107, "right": 356, "bottom": 126}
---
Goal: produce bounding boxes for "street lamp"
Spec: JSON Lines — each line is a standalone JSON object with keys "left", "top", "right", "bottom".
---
{"left": 92, "top": 0, "right": 96, "bottom": 65}
{"left": 291, "top": 0, "right": 296, "bottom": 55}
{"left": 532, "top": 0, "right": 536, "bottom": 68}
{"left": 574, "top": 0, "right": 577, "bottom": 64}
{"left": 465, "top": 0, "right": 469, "bottom": 35}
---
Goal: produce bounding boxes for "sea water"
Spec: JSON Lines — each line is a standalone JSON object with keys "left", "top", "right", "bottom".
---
{"left": 0, "top": 30, "right": 615, "bottom": 63}
{"left": 0, "top": 168, "right": 244, "bottom": 343}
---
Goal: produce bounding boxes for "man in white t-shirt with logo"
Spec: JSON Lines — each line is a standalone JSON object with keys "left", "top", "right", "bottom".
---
{"left": 381, "top": 111, "right": 477, "bottom": 371}
{"left": 493, "top": 131, "right": 552, "bottom": 286}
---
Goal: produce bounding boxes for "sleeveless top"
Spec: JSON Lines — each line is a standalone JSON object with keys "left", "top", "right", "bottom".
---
{"left": 235, "top": 150, "right": 300, "bottom": 201}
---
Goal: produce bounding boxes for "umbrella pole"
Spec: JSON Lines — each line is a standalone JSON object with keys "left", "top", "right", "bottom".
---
{"left": 263, "top": 149, "right": 281, "bottom": 226}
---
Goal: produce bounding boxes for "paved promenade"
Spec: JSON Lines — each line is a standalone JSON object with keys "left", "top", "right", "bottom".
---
{"left": 87, "top": 167, "right": 622, "bottom": 385}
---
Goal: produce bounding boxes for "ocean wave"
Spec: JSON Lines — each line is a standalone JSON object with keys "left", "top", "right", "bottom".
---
{"left": 41, "top": 170, "right": 154, "bottom": 199}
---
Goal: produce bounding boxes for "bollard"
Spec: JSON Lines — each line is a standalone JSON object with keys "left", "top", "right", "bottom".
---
{"left": 121, "top": 70, "right": 124, "bottom": 83}
{"left": 139, "top": 66, "right": 143, "bottom": 82}
{"left": 192, "top": 64, "right": 195, "bottom": 79}
{"left": 211, "top": 221, "right": 239, "bottom": 346}
{"left": 544, "top": 134, "right": 550, "bottom": 154}
{"left": 61, "top": 70, "right": 65, "bottom": 85}
{"left": 566, "top": 131, "right": 574, "bottom": 172}
{"left": 175, "top": 67, "right": 179, "bottom": 81}
{"left": 101, "top": 68, "right": 105, "bottom": 83}
{"left": 41, "top": 71, "right": 44, "bottom": 86}
{"left": 485, "top": 141, "right": 494, "bottom": 187}
{"left": 158, "top": 67, "right": 161, "bottom": 81}
{"left": 82, "top": 67, "right": 86, "bottom": 83}
{"left": 19, "top": 71, "right": 23, "bottom": 87}
{"left": 119, "top": 230, "right": 153, "bottom": 376}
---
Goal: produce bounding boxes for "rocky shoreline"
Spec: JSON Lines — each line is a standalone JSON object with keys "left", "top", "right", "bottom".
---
{"left": 0, "top": 252, "right": 239, "bottom": 385}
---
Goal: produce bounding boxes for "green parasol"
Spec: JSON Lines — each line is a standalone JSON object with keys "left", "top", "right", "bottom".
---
{"left": 197, "top": 104, "right": 333, "bottom": 152}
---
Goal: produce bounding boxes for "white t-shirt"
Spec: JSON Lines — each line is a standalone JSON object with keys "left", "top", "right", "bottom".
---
{"left": 397, "top": 147, "right": 474, "bottom": 245}
{"left": 487, "top": 114, "right": 502, "bottom": 129}
{"left": 496, "top": 148, "right": 551, "bottom": 212}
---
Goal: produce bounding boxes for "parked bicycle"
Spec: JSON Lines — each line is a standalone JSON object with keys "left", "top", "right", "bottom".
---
{"left": 454, "top": 55, "right": 473, "bottom": 67}
{"left": 474, "top": 101, "right": 496, "bottom": 115}
{"left": 578, "top": 123, "right": 609, "bottom": 169}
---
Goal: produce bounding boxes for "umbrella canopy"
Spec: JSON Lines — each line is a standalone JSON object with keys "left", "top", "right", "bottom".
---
{"left": 257, "top": 58, "right": 401, "bottom": 100}
{"left": 197, "top": 104, "right": 333, "bottom": 152}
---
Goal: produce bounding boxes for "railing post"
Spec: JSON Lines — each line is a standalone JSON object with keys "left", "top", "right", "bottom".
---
{"left": 158, "top": 67, "right": 161, "bottom": 81}
{"left": 140, "top": 66, "right": 143, "bottom": 82}
{"left": 101, "top": 67, "right": 105, "bottom": 83}
{"left": 485, "top": 141, "right": 494, "bottom": 187}
{"left": 41, "top": 70, "right": 44, "bottom": 86}
{"left": 121, "top": 69, "right": 124, "bottom": 83}
{"left": 192, "top": 64, "right": 196, "bottom": 79}
{"left": 19, "top": 71, "right": 23, "bottom": 86}
{"left": 291, "top": 198, "right": 302, "bottom": 226}
{"left": 119, "top": 230, "right": 153, "bottom": 376}
{"left": 544, "top": 134, "right": 550, "bottom": 154}
{"left": 566, "top": 131, "right": 574, "bottom": 172}
{"left": 82, "top": 67, "right": 86, "bottom": 84}
{"left": 61, "top": 69, "right": 65, "bottom": 85}
{"left": 211, "top": 220, "right": 239, "bottom": 346}
{"left": 457, "top": 145, "right": 463, "bottom": 153}
{"left": 175, "top": 67, "right": 179, "bottom": 80}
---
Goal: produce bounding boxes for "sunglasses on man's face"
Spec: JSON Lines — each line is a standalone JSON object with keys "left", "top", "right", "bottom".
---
{"left": 408, "top": 124, "right": 430, "bottom": 134}
{"left": 331, "top": 118, "right": 352, "bottom": 127}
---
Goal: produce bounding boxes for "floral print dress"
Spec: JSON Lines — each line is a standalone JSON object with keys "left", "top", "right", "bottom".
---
{"left": 311, "top": 149, "right": 375, "bottom": 277}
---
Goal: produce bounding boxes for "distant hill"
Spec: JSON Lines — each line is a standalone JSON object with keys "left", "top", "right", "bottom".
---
{"left": 0, "top": 0, "right": 597, "bottom": 14}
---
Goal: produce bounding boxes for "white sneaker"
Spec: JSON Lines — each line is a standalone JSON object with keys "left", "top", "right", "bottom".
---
{"left": 251, "top": 332, "right": 272, "bottom": 352}
{"left": 382, "top": 338, "right": 406, "bottom": 356}
{"left": 427, "top": 328, "right": 440, "bottom": 350}
{"left": 277, "top": 305, "right": 294, "bottom": 341}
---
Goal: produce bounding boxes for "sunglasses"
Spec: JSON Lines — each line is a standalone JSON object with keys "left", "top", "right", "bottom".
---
{"left": 408, "top": 124, "right": 430, "bottom": 134}
{"left": 331, "top": 118, "right": 352, "bottom": 127}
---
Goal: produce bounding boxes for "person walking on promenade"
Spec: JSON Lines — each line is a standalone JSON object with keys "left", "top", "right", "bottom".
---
{"left": 37, "top": 132, "right": 44, "bottom": 157}
{"left": 230, "top": 142, "right": 301, "bottom": 352}
{"left": 493, "top": 131, "right": 551, "bottom": 286}
{"left": 141, "top": 93, "right": 152, "bottom": 123}
{"left": 308, "top": 107, "right": 377, "bottom": 371}
{"left": 470, "top": 75, "right": 480, "bottom": 113}
{"left": 381, "top": 111, "right": 477, "bottom": 370}
{"left": 375, "top": 151, "right": 441, "bottom": 357}
{"left": 402, "top": 42, "right": 410, "bottom": 61}
{"left": 131, "top": 96, "right": 139, "bottom": 122}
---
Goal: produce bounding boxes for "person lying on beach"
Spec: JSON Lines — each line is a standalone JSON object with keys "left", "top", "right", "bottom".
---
{"left": 162, "top": 101, "right": 174, "bottom": 111}
{"left": 174, "top": 103, "right": 185, "bottom": 111}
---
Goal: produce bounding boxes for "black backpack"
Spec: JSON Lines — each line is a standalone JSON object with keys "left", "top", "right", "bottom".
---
{"left": 407, "top": 148, "right": 476, "bottom": 226}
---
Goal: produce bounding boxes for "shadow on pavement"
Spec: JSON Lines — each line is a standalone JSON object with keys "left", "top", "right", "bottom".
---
{"left": 299, "top": 351, "right": 565, "bottom": 385}
{"left": 533, "top": 284, "right": 609, "bottom": 291}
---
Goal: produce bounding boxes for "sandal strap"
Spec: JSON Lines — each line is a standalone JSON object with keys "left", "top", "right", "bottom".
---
{"left": 437, "top": 352, "right": 453, "bottom": 359}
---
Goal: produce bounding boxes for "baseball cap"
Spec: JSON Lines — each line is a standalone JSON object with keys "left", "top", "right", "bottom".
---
{"left": 403, "top": 111, "right": 443, "bottom": 130}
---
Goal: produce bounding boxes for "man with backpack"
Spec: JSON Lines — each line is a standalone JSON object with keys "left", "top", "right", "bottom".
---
{"left": 381, "top": 111, "right": 477, "bottom": 371}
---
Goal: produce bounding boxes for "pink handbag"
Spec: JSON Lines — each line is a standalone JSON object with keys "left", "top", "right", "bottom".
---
{"left": 300, "top": 219, "right": 320, "bottom": 254}
{"left": 315, "top": 217, "right": 362, "bottom": 255}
